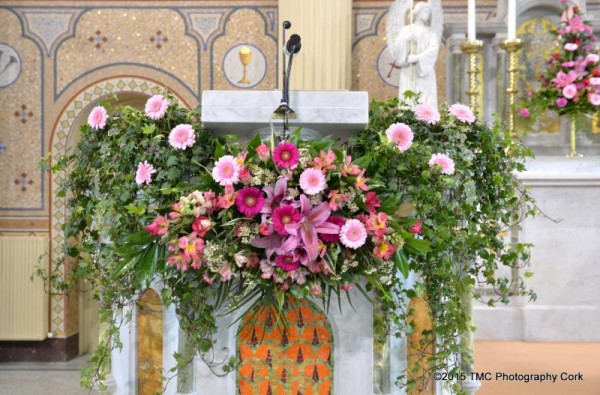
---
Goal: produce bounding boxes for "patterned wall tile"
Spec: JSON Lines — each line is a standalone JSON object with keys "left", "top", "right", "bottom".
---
{"left": 23, "top": 11, "right": 75, "bottom": 56}
{"left": 0, "top": 9, "right": 43, "bottom": 212}
{"left": 55, "top": 8, "right": 199, "bottom": 98}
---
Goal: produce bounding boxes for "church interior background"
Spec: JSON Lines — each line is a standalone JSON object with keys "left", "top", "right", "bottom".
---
{"left": 1, "top": 1, "right": 599, "bottom": 394}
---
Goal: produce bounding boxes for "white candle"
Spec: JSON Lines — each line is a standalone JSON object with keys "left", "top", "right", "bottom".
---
{"left": 468, "top": 0, "right": 476, "bottom": 41}
{"left": 508, "top": 0, "right": 517, "bottom": 39}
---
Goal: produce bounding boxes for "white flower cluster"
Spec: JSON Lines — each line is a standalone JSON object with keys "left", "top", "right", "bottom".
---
{"left": 298, "top": 147, "right": 312, "bottom": 168}
{"left": 237, "top": 224, "right": 258, "bottom": 244}
{"left": 204, "top": 241, "right": 226, "bottom": 269}
{"left": 248, "top": 164, "right": 277, "bottom": 186}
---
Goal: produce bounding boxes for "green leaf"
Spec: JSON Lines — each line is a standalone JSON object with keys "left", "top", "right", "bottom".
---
{"left": 394, "top": 250, "right": 410, "bottom": 278}
{"left": 380, "top": 195, "right": 401, "bottom": 215}
{"left": 214, "top": 140, "right": 226, "bottom": 160}
{"left": 405, "top": 237, "right": 431, "bottom": 254}
{"left": 124, "top": 203, "right": 145, "bottom": 215}
{"left": 142, "top": 124, "right": 156, "bottom": 134}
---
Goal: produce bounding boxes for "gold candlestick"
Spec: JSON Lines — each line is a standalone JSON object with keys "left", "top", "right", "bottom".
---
{"left": 238, "top": 46, "right": 252, "bottom": 84}
{"left": 499, "top": 39, "right": 523, "bottom": 139}
{"left": 460, "top": 40, "right": 484, "bottom": 114}
{"left": 568, "top": 114, "right": 583, "bottom": 157}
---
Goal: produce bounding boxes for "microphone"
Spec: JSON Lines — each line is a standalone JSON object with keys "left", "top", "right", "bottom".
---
{"left": 285, "top": 34, "right": 302, "bottom": 55}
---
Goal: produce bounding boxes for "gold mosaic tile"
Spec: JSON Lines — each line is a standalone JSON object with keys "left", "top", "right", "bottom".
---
{"left": 0, "top": 10, "right": 44, "bottom": 211}
{"left": 55, "top": 8, "right": 199, "bottom": 97}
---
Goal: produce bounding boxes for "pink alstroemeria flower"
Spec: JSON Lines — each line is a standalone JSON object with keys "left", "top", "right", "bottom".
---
{"left": 278, "top": 195, "right": 340, "bottom": 262}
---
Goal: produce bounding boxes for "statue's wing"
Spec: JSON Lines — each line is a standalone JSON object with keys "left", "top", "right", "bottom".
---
{"left": 429, "top": 0, "right": 444, "bottom": 42}
{"left": 386, "top": 0, "right": 410, "bottom": 58}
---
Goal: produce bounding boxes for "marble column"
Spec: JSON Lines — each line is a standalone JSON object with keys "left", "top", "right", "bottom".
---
{"left": 278, "top": 0, "right": 352, "bottom": 90}
{"left": 491, "top": 33, "right": 508, "bottom": 125}
{"left": 446, "top": 33, "right": 467, "bottom": 106}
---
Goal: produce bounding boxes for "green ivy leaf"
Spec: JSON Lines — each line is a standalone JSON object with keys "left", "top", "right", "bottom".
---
{"left": 142, "top": 124, "right": 156, "bottom": 135}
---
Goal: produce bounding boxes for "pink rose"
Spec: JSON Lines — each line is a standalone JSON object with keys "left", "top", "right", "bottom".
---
{"left": 410, "top": 219, "right": 423, "bottom": 234}
{"left": 562, "top": 84, "right": 578, "bottom": 99}
{"left": 519, "top": 108, "right": 530, "bottom": 118}
{"left": 255, "top": 143, "right": 271, "bottom": 161}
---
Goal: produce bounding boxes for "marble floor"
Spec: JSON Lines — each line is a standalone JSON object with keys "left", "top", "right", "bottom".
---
{"left": 0, "top": 342, "right": 598, "bottom": 394}
{"left": 0, "top": 354, "right": 99, "bottom": 395}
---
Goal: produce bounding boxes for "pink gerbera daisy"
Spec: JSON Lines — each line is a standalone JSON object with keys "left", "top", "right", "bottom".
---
{"left": 212, "top": 155, "right": 240, "bottom": 186}
{"left": 275, "top": 254, "right": 300, "bottom": 272}
{"left": 145, "top": 94, "right": 169, "bottom": 120}
{"left": 414, "top": 103, "right": 440, "bottom": 125}
{"left": 135, "top": 161, "right": 157, "bottom": 185}
{"left": 429, "top": 153, "right": 455, "bottom": 175}
{"left": 385, "top": 123, "right": 414, "bottom": 152}
{"left": 299, "top": 168, "right": 327, "bottom": 195}
{"left": 339, "top": 219, "right": 367, "bottom": 249}
{"left": 169, "top": 124, "right": 196, "bottom": 150}
{"left": 273, "top": 141, "right": 300, "bottom": 168}
{"left": 320, "top": 216, "right": 345, "bottom": 243}
{"left": 449, "top": 103, "right": 476, "bottom": 124}
{"left": 88, "top": 106, "right": 108, "bottom": 130}
{"left": 235, "top": 187, "right": 265, "bottom": 217}
{"left": 272, "top": 205, "right": 301, "bottom": 235}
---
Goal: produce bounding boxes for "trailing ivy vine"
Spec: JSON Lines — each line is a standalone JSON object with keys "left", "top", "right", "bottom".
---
{"left": 39, "top": 93, "right": 537, "bottom": 394}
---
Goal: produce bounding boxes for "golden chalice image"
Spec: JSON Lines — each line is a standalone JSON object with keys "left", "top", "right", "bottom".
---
{"left": 238, "top": 46, "right": 252, "bottom": 84}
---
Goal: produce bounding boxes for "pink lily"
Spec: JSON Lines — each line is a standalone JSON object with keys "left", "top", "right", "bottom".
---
{"left": 261, "top": 177, "right": 288, "bottom": 216}
{"left": 279, "top": 195, "right": 340, "bottom": 262}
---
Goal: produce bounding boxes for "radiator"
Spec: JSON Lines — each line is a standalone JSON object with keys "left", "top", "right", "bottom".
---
{"left": 0, "top": 236, "right": 49, "bottom": 340}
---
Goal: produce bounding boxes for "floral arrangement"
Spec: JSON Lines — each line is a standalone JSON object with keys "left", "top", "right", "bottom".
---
{"left": 42, "top": 91, "right": 536, "bottom": 393}
{"left": 521, "top": 0, "right": 600, "bottom": 118}
{"left": 141, "top": 130, "right": 436, "bottom": 307}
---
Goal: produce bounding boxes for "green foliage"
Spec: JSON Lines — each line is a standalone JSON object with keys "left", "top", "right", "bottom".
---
{"left": 41, "top": 93, "right": 222, "bottom": 390}
{"left": 347, "top": 97, "right": 537, "bottom": 392}
{"left": 40, "top": 92, "right": 536, "bottom": 394}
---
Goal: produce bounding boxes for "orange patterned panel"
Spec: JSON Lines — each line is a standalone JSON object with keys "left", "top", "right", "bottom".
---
{"left": 237, "top": 297, "right": 333, "bottom": 395}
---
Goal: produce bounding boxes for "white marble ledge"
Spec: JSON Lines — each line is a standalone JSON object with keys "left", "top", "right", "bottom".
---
{"left": 201, "top": 90, "right": 369, "bottom": 140}
{"left": 515, "top": 156, "right": 600, "bottom": 186}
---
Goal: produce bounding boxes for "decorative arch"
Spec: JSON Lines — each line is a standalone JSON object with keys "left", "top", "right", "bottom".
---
{"left": 48, "top": 77, "right": 184, "bottom": 336}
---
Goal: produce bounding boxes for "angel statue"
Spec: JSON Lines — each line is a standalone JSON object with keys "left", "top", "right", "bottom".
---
{"left": 387, "top": 0, "right": 444, "bottom": 107}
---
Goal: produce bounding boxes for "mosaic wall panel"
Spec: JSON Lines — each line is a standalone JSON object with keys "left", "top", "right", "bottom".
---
{"left": 0, "top": 9, "right": 44, "bottom": 211}
{"left": 55, "top": 8, "right": 199, "bottom": 99}
{"left": 211, "top": 7, "right": 277, "bottom": 91}
{"left": 237, "top": 297, "right": 333, "bottom": 395}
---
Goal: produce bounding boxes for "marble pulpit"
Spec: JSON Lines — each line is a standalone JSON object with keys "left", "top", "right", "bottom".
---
{"left": 109, "top": 90, "right": 452, "bottom": 395}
